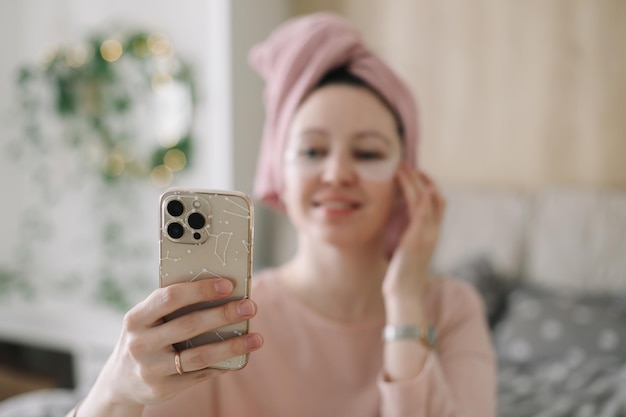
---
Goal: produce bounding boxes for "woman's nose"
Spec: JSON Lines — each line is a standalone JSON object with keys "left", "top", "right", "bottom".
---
{"left": 320, "top": 151, "right": 357, "bottom": 185}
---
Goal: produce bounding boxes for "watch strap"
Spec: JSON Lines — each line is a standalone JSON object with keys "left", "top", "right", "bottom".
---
{"left": 382, "top": 324, "right": 437, "bottom": 348}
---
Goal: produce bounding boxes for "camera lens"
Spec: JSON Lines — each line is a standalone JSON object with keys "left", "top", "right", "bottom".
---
{"left": 188, "top": 212, "right": 206, "bottom": 230}
{"left": 167, "top": 200, "right": 184, "bottom": 217}
{"left": 167, "top": 222, "right": 184, "bottom": 239}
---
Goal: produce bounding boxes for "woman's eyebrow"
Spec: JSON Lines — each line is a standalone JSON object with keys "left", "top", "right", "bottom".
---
{"left": 297, "top": 127, "right": 328, "bottom": 138}
{"left": 354, "top": 130, "right": 394, "bottom": 146}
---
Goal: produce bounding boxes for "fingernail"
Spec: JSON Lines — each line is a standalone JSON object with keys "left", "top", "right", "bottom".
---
{"left": 214, "top": 279, "right": 233, "bottom": 295}
{"left": 237, "top": 299, "right": 255, "bottom": 317}
{"left": 244, "top": 334, "right": 263, "bottom": 350}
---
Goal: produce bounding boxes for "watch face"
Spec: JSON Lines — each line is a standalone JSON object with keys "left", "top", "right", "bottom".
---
{"left": 382, "top": 324, "right": 437, "bottom": 348}
{"left": 427, "top": 324, "right": 437, "bottom": 347}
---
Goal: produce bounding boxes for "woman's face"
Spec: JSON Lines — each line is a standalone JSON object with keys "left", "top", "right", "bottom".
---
{"left": 282, "top": 84, "right": 403, "bottom": 248}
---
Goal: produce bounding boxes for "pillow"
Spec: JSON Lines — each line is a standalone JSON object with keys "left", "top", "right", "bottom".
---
{"left": 448, "top": 256, "right": 513, "bottom": 328}
{"left": 494, "top": 285, "right": 626, "bottom": 364}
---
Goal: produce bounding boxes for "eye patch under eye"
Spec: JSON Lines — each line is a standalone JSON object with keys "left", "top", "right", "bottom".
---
{"left": 284, "top": 148, "right": 401, "bottom": 181}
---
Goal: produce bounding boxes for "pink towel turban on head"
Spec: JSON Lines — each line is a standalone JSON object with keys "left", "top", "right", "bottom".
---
{"left": 249, "top": 12, "right": 419, "bottom": 255}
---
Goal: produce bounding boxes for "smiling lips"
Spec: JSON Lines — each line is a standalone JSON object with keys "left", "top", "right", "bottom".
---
{"left": 312, "top": 198, "right": 361, "bottom": 215}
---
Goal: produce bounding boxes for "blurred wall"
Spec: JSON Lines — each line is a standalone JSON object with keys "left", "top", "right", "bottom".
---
{"left": 290, "top": 0, "right": 626, "bottom": 190}
{"left": 229, "top": 0, "right": 291, "bottom": 269}
{"left": 0, "top": 2, "right": 22, "bottom": 273}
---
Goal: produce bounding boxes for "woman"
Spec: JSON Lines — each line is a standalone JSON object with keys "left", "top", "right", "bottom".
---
{"left": 69, "top": 13, "right": 495, "bottom": 417}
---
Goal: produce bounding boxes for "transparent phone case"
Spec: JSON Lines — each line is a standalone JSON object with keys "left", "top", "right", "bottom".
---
{"left": 159, "top": 189, "right": 253, "bottom": 370}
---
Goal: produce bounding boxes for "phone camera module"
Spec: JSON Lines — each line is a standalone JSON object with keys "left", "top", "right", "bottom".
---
{"left": 188, "top": 212, "right": 206, "bottom": 230}
{"left": 167, "top": 222, "right": 185, "bottom": 239}
{"left": 167, "top": 200, "right": 185, "bottom": 217}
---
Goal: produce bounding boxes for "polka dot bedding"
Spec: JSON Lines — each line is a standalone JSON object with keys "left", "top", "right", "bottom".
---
{"left": 494, "top": 286, "right": 626, "bottom": 417}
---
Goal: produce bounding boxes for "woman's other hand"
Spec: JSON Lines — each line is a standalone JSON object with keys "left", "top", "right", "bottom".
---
{"left": 381, "top": 164, "right": 445, "bottom": 381}
{"left": 383, "top": 164, "right": 446, "bottom": 304}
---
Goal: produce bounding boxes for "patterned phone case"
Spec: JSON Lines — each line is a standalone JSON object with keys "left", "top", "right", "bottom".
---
{"left": 159, "top": 189, "right": 253, "bottom": 370}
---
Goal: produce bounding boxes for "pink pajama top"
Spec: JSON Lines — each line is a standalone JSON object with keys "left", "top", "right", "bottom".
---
{"left": 144, "top": 270, "right": 496, "bottom": 417}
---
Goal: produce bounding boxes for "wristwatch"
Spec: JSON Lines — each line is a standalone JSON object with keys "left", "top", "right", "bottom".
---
{"left": 382, "top": 324, "right": 437, "bottom": 348}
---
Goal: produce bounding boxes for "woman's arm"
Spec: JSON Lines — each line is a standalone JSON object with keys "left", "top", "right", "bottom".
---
{"left": 380, "top": 166, "right": 496, "bottom": 416}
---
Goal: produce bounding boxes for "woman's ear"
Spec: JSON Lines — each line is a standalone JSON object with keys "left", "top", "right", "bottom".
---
{"left": 393, "top": 180, "right": 405, "bottom": 209}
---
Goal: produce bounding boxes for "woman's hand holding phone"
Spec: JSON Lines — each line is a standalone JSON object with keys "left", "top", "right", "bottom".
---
{"left": 77, "top": 278, "right": 262, "bottom": 414}
{"left": 72, "top": 189, "right": 261, "bottom": 416}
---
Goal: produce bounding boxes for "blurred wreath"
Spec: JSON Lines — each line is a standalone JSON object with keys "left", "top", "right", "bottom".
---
{"left": 2, "top": 28, "right": 199, "bottom": 310}
{"left": 14, "top": 28, "right": 197, "bottom": 186}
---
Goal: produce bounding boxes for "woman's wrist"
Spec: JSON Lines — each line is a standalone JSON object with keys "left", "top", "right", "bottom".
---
{"left": 73, "top": 392, "right": 145, "bottom": 417}
{"left": 382, "top": 269, "right": 430, "bottom": 300}
{"left": 382, "top": 292, "right": 433, "bottom": 381}
{"left": 383, "top": 291, "right": 426, "bottom": 324}
{"left": 73, "top": 365, "right": 146, "bottom": 417}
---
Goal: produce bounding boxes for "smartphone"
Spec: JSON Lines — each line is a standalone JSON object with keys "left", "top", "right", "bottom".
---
{"left": 159, "top": 188, "right": 254, "bottom": 370}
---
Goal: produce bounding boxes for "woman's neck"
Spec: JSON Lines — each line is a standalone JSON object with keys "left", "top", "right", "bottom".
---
{"left": 278, "top": 238, "right": 388, "bottom": 323}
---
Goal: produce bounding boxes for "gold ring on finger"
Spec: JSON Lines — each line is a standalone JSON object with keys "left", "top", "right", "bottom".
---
{"left": 174, "top": 351, "right": 184, "bottom": 375}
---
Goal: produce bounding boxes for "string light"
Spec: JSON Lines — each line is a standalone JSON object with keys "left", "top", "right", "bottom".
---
{"left": 147, "top": 33, "right": 171, "bottom": 56}
{"left": 151, "top": 165, "right": 173, "bottom": 187}
{"left": 100, "top": 39, "right": 123, "bottom": 62}
{"left": 102, "top": 153, "right": 126, "bottom": 177}
{"left": 163, "top": 149, "right": 186, "bottom": 172}
{"left": 40, "top": 47, "right": 58, "bottom": 70}
{"left": 66, "top": 46, "right": 89, "bottom": 68}
{"left": 151, "top": 72, "right": 173, "bottom": 90}
{"left": 157, "top": 133, "right": 181, "bottom": 148}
